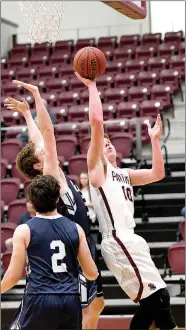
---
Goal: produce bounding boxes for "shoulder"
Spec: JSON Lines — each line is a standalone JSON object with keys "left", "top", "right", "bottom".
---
{"left": 76, "top": 224, "right": 84, "bottom": 239}
{"left": 119, "top": 167, "right": 132, "bottom": 185}
{"left": 62, "top": 217, "right": 80, "bottom": 242}
{"left": 120, "top": 167, "right": 131, "bottom": 176}
{"left": 13, "top": 224, "right": 30, "bottom": 245}
{"left": 62, "top": 216, "right": 77, "bottom": 228}
{"left": 14, "top": 224, "right": 30, "bottom": 235}
{"left": 61, "top": 215, "right": 72, "bottom": 223}
{"left": 125, "top": 167, "right": 134, "bottom": 179}
{"left": 26, "top": 216, "right": 37, "bottom": 225}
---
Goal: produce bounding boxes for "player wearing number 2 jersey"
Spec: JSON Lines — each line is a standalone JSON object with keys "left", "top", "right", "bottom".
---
{"left": 74, "top": 72, "right": 177, "bottom": 330}
{"left": 1, "top": 175, "right": 98, "bottom": 330}
{"left": 5, "top": 80, "right": 104, "bottom": 330}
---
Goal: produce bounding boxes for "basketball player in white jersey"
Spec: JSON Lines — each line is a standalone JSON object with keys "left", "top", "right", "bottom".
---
{"left": 75, "top": 72, "right": 177, "bottom": 330}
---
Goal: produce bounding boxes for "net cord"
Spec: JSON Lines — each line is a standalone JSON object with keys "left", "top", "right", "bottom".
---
{"left": 17, "top": 1, "right": 64, "bottom": 43}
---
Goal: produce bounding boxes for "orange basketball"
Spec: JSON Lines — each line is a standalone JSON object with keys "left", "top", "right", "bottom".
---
{"left": 73, "top": 46, "right": 106, "bottom": 80}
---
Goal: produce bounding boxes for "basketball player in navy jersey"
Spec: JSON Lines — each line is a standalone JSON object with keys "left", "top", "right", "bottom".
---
{"left": 74, "top": 72, "right": 177, "bottom": 330}
{"left": 5, "top": 81, "right": 104, "bottom": 329}
{"left": 1, "top": 174, "right": 98, "bottom": 330}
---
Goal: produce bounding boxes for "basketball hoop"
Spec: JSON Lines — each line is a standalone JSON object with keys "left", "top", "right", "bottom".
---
{"left": 17, "top": 1, "right": 64, "bottom": 43}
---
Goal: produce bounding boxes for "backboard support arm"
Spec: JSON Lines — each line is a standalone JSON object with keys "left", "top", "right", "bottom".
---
{"left": 101, "top": 1, "right": 147, "bottom": 19}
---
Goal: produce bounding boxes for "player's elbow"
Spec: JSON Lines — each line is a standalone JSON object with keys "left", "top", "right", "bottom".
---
{"left": 10, "top": 275, "right": 20, "bottom": 286}
{"left": 85, "top": 269, "right": 99, "bottom": 281}
{"left": 153, "top": 168, "right": 165, "bottom": 181}
{"left": 83, "top": 262, "right": 99, "bottom": 281}
{"left": 5, "top": 271, "right": 20, "bottom": 288}
{"left": 158, "top": 166, "right": 165, "bottom": 180}
{"left": 91, "top": 115, "right": 103, "bottom": 126}
{"left": 158, "top": 171, "right": 165, "bottom": 180}
{"left": 42, "top": 127, "right": 54, "bottom": 135}
{"left": 10, "top": 268, "right": 23, "bottom": 283}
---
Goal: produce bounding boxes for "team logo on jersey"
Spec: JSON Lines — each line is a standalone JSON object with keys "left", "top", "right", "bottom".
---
{"left": 148, "top": 283, "right": 156, "bottom": 290}
{"left": 112, "top": 170, "right": 133, "bottom": 202}
{"left": 112, "top": 170, "right": 130, "bottom": 185}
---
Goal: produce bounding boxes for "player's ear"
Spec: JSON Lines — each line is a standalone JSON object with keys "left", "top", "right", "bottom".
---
{"left": 32, "top": 205, "right": 36, "bottom": 212}
{"left": 33, "top": 163, "right": 43, "bottom": 171}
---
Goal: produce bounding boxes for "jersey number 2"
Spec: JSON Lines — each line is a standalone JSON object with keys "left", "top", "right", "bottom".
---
{"left": 50, "top": 240, "right": 67, "bottom": 273}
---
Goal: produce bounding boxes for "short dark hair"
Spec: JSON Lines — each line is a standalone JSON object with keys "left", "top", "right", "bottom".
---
{"left": 16, "top": 141, "right": 41, "bottom": 180}
{"left": 28, "top": 175, "right": 60, "bottom": 213}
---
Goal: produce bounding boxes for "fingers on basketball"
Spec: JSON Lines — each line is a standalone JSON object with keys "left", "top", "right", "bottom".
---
{"left": 73, "top": 47, "right": 106, "bottom": 80}
{"left": 74, "top": 71, "right": 84, "bottom": 81}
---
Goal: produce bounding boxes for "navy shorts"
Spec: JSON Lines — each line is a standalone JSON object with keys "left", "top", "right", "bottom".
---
{"left": 80, "top": 236, "right": 103, "bottom": 308}
{"left": 10, "top": 294, "right": 82, "bottom": 330}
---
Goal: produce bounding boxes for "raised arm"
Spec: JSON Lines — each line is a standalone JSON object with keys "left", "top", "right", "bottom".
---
{"left": 75, "top": 72, "right": 106, "bottom": 188}
{"left": 5, "top": 97, "right": 44, "bottom": 149}
{"left": 77, "top": 224, "right": 98, "bottom": 281}
{"left": 11, "top": 81, "right": 68, "bottom": 194}
{"left": 1, "top": 225, "right": 30, "bottom": 293}
{"left": 128, "top": 115, "right": 165, "bottom": 186}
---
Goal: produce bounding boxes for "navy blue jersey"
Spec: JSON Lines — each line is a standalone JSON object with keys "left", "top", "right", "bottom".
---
{"left": 56, "top": 177, "right": 104, "bottom": 307}
{"left": 25, "top": 214, "right": 79, "bottom": 295}
{"left": 57, "top": 175, "right": 91, "bottom": 237}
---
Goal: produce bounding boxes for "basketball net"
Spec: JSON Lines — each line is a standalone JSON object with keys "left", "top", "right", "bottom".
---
{"left": 17, "top": 1, "right": 64, "bottom": 43}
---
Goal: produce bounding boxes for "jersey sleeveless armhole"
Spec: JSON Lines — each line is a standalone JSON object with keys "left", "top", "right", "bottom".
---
{"left": 59, "top": 175, "right": 91, "bottom": 237}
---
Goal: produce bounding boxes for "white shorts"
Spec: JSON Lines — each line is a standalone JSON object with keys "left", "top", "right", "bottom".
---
{"left": 101, "top": 230, "right": 166, "bottom": 302}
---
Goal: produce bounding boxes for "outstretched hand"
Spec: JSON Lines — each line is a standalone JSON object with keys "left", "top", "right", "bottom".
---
{"left": 146, "top": 114, "right": 162, "bottom": 140}
{"left": 74, "top": 72, "right": 96, "bottom": 88}
{"left": 4, "top": 97, "right": 30, "bottom": 113}
{"left": 12, "top": 80, "right": 39, "bottom": 94}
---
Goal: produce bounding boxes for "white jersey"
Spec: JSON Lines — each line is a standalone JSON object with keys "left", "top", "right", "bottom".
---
{"left": 90, "top": 160, "right": 135, "bottom": 234}
{"left": 90, "top": 160, "right": 166, "bottom": 302}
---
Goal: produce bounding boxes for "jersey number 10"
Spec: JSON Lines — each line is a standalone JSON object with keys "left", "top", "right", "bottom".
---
{"left": 122, "top": 186, "right": 133, "bottom": 202}
{"left": 50, "top": 240, "right": 67, "bottom": 273}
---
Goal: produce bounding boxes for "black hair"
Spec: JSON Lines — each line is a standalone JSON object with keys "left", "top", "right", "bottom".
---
{"left": 28, "top": 175, "right": 60, "bottom": 213}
